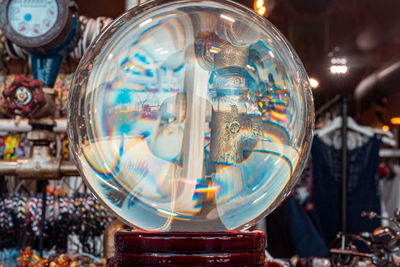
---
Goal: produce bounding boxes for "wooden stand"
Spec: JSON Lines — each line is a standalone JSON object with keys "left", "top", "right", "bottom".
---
{"left": 109, "top": 230, "right": 268, "bottom": 266}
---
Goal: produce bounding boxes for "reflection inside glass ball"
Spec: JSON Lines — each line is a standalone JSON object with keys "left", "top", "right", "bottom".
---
{"left": 69, "top": 0, "right": 313, "bottom": 232}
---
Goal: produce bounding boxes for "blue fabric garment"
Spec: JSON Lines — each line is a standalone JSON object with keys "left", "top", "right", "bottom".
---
{"left": 283, "top": 196, "right": 330, "bottom": 257}
{"left": 311, "top": 135, "right": 382, "bottom": 245}
{"left": 266, "top": 196, "right": 330, "bottom": 258}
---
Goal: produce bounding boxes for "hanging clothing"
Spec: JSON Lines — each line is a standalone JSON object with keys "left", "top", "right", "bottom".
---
{"left": 319, "top": 130, "right": 370, "bottom": 150}
{"left": 294, "top": 157, "right": 314, "bottom": 205}
{"left": 266, "top": 196, "right": 330, "bottom": 258}
{"left": 311, "top": 135, "right": 382, "bottom": 245}
{"left": 380, "top": 165, "right": 400, "bottom": 226}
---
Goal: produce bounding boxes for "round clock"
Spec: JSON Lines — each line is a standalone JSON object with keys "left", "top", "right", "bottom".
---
{"left": 0, "top": 0, "right": 76, "bottom": 50}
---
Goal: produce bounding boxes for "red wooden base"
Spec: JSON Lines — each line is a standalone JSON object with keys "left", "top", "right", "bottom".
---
{"left": 110, "top": 230, "right": 269, "bottom": 266}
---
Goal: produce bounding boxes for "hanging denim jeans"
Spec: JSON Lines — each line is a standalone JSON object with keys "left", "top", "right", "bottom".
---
{"left": 311, "top": 135, "right": 382, "bottom": 245}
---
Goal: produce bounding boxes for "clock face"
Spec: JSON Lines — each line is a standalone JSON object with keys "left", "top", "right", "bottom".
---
{"left": 7, "top": 0, "right": 59, "bottom": 38}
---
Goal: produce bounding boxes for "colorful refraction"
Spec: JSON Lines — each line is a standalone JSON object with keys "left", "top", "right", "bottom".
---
{"left": 68, "top": 0, "right": 314, "bottom": 232}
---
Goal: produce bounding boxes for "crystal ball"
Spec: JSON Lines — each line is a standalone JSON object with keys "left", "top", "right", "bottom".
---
{"left": 68, "top": 0, "right": 314, "bottom": 232}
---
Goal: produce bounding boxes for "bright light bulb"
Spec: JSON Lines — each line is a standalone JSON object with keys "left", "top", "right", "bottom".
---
{"left": 258, "top": 6, "right": 266, "bottom": 16}
{"left": 382, "top": 125, "right": 390, "bottom": 131}
{"left": 391, "top": 117, "right": 400, "bottom": 125}
{"left": 256, "top": 0, "right": 264, "bottom": 9}
{"left": 330, "top": 65, "right": 348, "bottom": 74}
{"left": 331, "top": 58, "right": 347, "bottom": 65}
{"left": 309, "top": 78, "right": 319, "bottom": 89}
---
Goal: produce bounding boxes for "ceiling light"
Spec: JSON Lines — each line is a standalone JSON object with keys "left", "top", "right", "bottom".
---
{"left": 254, "top": 0, "right": 266, "bottom": 16}
{"left": 255, "top": 0, "right": 264, "bottom": 9}
{"left": 258, "top": 6, "right": 266, "bottom": 16}
{"left": 309, "top": 78, "right": 319, "bottom": 89}
{"left": 329, "top": 54, "right": 348, "bottom": 75}
{"left": 331, "top": 58, "right": 347, "bottom": 65}
{"left": 382, "top": 125, "right": 390, "bottom": 131}
{"left": 391, "top": 117, "right": 400, "bottom": 125}
{"left": 330, "top": 65, "right": 348, "bottom": 74}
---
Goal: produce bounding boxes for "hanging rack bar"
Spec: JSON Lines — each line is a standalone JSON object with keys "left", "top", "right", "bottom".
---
{"left": 341, "top": 95, "right": 348, "bottom": 234}
{"left": 380, "top": 149, "right": 400, "bottom": 158}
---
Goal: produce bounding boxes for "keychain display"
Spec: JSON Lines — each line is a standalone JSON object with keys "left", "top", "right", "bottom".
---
{"left": 0, "top": 194, "right": 113, "bottom": 255}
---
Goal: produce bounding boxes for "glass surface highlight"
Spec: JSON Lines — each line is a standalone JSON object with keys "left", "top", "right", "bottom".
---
{"left": 68, "top": 0, "right": 314, "bottom": 232}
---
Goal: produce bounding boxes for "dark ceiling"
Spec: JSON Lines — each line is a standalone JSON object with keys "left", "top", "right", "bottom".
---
{"left": 74, "top": 0, "right": 400, "bottom": 127}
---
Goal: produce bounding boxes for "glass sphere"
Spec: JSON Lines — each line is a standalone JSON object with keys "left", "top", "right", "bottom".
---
{"left": 68, "top": 0, "right": 314, "bottom": 232}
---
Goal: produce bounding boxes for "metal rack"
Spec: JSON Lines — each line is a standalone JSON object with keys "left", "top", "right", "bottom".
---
{"left": 316, "top": 94, "right": 349, "bottom": 234}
